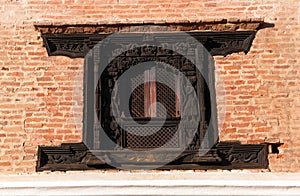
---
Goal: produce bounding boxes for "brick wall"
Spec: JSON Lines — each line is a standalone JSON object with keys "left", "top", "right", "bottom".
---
{"left": 0, "top": 0, "right": 299, "bottom": 173}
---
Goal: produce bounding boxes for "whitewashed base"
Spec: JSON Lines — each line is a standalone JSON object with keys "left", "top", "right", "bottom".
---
{"left": 1, "top": 172, "right": 300, "bottom": 195}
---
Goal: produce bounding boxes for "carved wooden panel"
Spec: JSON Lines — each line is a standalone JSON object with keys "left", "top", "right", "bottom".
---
{"left": 41, "top": 31, "right": 256, "bottom": 58}
{"left": 37, "top": 142, "right": 268, "bottom": 171}
{"left": 95, "top": 46, "right": 209, "bottom": 152}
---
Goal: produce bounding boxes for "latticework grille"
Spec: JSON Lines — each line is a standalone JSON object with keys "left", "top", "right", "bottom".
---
{"left": 156, "top": 83, "right": 177, "bottom": 118}
{"left": 156, "top": 68, "right": 177, "bottom": 118}
{"left": 125, "top": 126, "right": 179, "bottom": 148}
{"left": 130, "top": 73, "right": 145, "bottom": 117}
{"left": 129, "top": 67, "right": 178, "bottom": 118}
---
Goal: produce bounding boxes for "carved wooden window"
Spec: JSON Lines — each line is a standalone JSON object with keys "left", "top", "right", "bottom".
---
{"left": 36, "top": 23, "right": 270, "bottom": 171}
{"left": 96, "top": 45, "right": 212, "bottom": 151}
{"left": 100, "top": 60, "right": 186, "bottom": 150}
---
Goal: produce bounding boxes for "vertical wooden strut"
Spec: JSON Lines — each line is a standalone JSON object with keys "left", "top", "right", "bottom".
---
{"left": 144, "top": 67, "right": 157, "bottom": 117}
{"left": 207, "top": 53, "right": 218, "bottom": 146}
{"left": 93, "top": 48, "right": 100, "bottom": 149}
{"left": 195, "top": 45, "right": 208, "bottom": 149}
{"left": 144, "top": 69, "right": 150, "bottom": 117}
{"left": 149, "top": 66, "right": 156, "bottom": 117}
{"left": 83, "top": 51, "right": 96, "bottom": 150}
{"left": 175, "top": 74, "right": 181, "bottom": 117}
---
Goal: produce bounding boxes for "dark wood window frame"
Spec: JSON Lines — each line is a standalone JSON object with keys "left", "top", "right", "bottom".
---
{"left": 35, "top": 21, "right": 273, "bottom": 171}
{"left": 93, "top": 43, "right": 215, "bottom": 156}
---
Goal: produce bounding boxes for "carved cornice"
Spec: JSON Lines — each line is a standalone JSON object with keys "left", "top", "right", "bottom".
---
{"left": 35, "top": 20, "right": 273, "bottom": 58}
{"left": 37, "top": 142, "right": 268, "bottom": 171}
{"left": 34, "top": 19, "right": 266, "bottom": 34}
{"left": 40, "top": 31, "right": 256, "bottom": 58}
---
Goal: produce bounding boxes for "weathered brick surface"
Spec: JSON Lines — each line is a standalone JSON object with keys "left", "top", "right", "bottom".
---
{"left": 0, "top": 0, "right": 299, "bottom": 173}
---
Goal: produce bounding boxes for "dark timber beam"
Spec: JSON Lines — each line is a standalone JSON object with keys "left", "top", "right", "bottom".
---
{"left": 35, "top": 19, "right": 274, "bottom": 58}
{"left": 40, "top": 31, "right": 256, "bottom": 58}
{"left": 37, "top": 142, "right": 268, "bottom": 171}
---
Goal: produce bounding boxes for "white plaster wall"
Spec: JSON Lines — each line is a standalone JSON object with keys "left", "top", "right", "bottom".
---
{"left": 1, "top": 172, "right": 300, "bottom": 195}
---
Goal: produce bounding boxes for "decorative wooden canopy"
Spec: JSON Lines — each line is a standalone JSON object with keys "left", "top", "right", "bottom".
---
{"left": 35, "top": 19, "right": 272, "bottom": 58}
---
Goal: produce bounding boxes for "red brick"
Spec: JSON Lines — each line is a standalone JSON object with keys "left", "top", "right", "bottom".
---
{"left": 0, "top": 0, "right": 298, "bottom": 174}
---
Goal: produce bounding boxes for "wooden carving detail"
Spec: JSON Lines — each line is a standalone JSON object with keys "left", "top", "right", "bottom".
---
{"left": 42, "top": 34, "right": 107, "bottom": 58}
{"left": 98, "top": 46, "right": 206, "bottom": 151}
{"left": 37, "top": 142, "right": 268, "bottom": 171}
{"left": 216, "top": 142, "right": 269, "bottom": 168}
{"left": 193, "top": 31, "right": 256, "bottom": 56}
{"left": 41, "top": 31, "right": 256, "bottom": 58}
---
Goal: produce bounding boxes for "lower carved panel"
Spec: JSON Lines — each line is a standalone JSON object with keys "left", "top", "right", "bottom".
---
{"left": 37, "top": 142, "right": 268, "bottom": 171}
